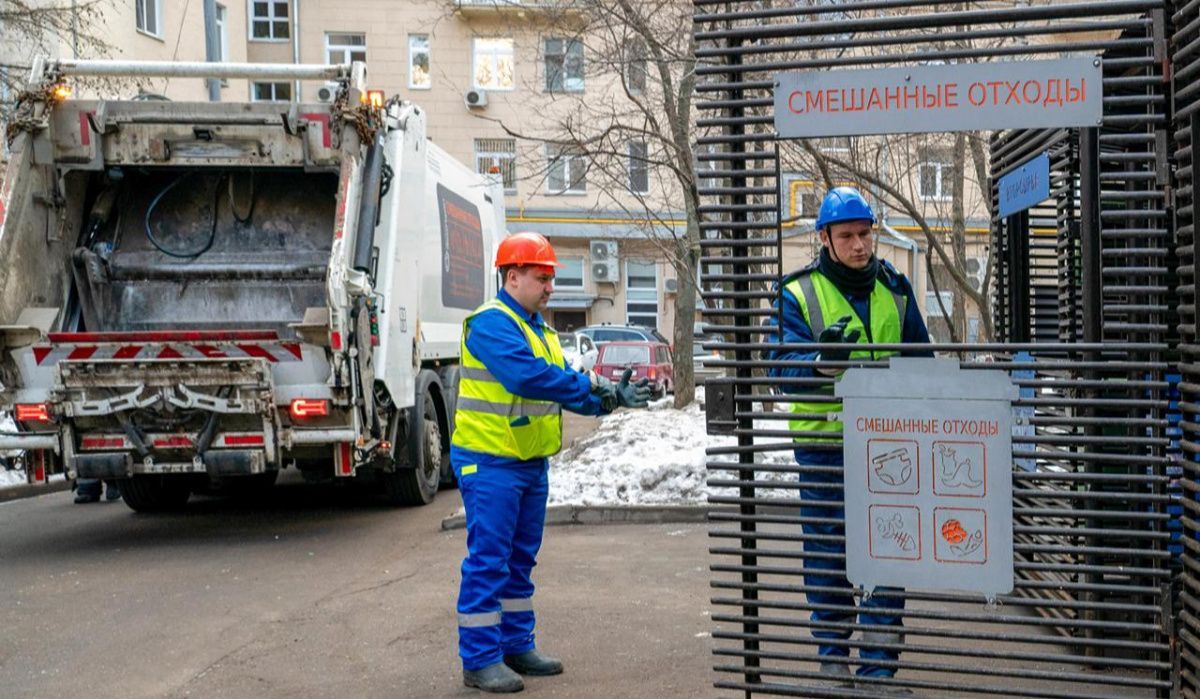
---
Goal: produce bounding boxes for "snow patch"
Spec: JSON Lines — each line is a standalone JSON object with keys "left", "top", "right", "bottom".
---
{"left": 549, "top": 390, "right": 798, "bottom": 506}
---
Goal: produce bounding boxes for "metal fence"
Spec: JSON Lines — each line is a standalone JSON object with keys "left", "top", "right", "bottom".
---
{"left": 695, "top": 2, "right": 1181, "bottom": 696}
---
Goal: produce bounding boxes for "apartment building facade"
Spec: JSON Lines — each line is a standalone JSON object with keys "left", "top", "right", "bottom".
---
{"left": 3, "top": 0, "right": 1009, "bottom": 341}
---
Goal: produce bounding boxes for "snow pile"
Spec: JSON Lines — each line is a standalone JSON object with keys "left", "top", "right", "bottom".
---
{"left": 549, "top": 390, "right": 799, "bottom": 506}
{"left": 0, "top": 413, "right": 28, "bottom": 487}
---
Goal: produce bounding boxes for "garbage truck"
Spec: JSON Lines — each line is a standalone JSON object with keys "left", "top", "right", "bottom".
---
{"left": 0, "top": 59, "right": 504, "bottom": 510}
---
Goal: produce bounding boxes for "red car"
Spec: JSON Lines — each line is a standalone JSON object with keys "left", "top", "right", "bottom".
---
{"left": 593, "top": 341, "right": 674, "bottom": 398}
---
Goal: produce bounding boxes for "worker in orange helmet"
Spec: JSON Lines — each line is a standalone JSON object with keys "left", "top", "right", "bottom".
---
{"left": 451, "top": 231, "right": 652, "bottom": 692}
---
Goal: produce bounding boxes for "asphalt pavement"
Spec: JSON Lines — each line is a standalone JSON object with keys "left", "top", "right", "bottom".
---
{"left": 0, "top": 474, "right": 714, "bottom": 698}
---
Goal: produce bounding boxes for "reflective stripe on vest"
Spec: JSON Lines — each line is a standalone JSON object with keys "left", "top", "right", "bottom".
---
{"left": 783, "top": 272, "right": 905, "bottom": 443}
{"left": 451, "top": 300, "right": 565, "bottom": 460}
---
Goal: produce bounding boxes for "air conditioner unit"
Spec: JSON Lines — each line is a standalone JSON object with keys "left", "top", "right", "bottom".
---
{"left": 664, "top": 278, "right": 679, "bottom": 293}
{"left": 316, "top": 83, "right": 338, "bottom": 103}
{"left": 965, "top": 256, "right": 986, "bottom": 293}
{"left": 465, "top": 89, "right": 488, "bottom": 109}
{"left": 590, "top": 240, "right": 618, "bottom": 284}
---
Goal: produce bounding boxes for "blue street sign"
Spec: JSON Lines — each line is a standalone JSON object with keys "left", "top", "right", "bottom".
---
{"left": 998, "top": 152, "right": 1050, "bottom": 218}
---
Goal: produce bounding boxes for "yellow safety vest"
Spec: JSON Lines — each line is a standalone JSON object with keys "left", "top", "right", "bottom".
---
{"left": 783, "top": 271, "right": 906, "bottom": 443}
{"left": 452, "top": 300, "right": 565, "bottom": 460}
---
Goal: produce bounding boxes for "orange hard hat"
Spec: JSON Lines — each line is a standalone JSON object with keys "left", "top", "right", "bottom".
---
{"left": 494, "top": 231, "right": 562, "bottom": 268}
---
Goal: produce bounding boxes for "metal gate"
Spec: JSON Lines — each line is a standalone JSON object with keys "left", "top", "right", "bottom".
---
{"left": 696, "top": 2, "right": 1180, "bottom": 696}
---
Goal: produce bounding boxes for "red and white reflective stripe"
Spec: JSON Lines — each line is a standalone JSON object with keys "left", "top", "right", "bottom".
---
{"left": 78, "top": 433, "right": 266, "bottom": 450}
{"left": 334, "top": 442, "right": 354, "bottom": 477}
{"left": 32, "top": 342, "right": 302, "bottom": 365}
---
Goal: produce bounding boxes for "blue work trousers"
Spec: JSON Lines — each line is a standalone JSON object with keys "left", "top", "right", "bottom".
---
{"left": 454, "top": 455, "right": 549, "bottom": 671}
{"left": 798, "top": 447, "right": 905, "bottom": 678}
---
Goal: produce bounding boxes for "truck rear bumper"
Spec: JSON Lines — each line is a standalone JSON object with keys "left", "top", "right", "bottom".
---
{"left": 74, "top": 449, "right": 269, "bottom": 479}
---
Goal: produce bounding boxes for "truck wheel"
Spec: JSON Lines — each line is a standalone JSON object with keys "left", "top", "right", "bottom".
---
{"left": 119, "top": 475, "right": 191, "bottom": 513}
{"left": 382, "top": 387, "right": 442, "bottom": 506}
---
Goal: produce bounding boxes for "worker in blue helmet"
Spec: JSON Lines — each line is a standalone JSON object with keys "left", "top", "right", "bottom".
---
{"left": 764, "top": 186, "right": 931, "bottom": 692}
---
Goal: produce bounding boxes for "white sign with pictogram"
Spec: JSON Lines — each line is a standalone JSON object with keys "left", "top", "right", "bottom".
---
{"left": 837, "top": 358, "right": 1017, "bottom": 598}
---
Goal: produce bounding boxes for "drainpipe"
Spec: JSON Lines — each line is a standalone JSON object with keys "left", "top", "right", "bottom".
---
{"left": 291, "top": 0, "right": 301, "bottom": 101}
{"left": 203, "top": 0, "right": 220, "bottom": 101}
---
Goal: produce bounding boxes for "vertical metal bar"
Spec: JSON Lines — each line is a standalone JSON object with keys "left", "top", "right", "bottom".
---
{"left": 724, "top": 30, "right": 760, "bottom": 694}
{"left": 1079, "top": 127, "right": 1103, "bottom": 345}
{"left": 1006, "top": 210, "right": 1032, "bottom": 343}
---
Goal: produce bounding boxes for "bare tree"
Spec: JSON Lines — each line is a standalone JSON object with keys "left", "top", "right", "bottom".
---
{"left": 1, "top": 0, "right": 116, "bottom": 141}
{"left": 450, "top": 0, "right": 703, "bottom": 408}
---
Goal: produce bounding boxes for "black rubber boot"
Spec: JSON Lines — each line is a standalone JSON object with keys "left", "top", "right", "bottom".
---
{"left": 463, "top": 662, "right": 524, "bottom": 693}
{"left": 504, "top": 650, "right": 563, "bottom": 676}
{"left": 105, "top": 480, "right": 123, "bottom": 501}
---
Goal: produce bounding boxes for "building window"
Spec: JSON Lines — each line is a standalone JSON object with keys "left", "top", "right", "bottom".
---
{"left": 546, "top": 145, "right": 587, "bottom": 194}
{"left": 250, "top": 0, "right": 289, "bottom": 41}
{"left": 473, "top": 38, "right": 515, "bottom": 91}
{"left": 557, "top": 257, "right": 584, "bottom": 290}
{"left": 918, "top": 161, "right": 949, "bottom": 201}
{"left": 628, "top": 141, "right": 649, "bottom": 194}
{"left": 544, "top": 38, "right": 584, "bottom": 93}
{"left": 409, "top": 35, "right": 431, "bottom": 89}
{"left": 215, "top": 4, "right": 229, "bottom": 61}
{"left": 817, "top": 137, "right": 851, "bottom": 155}
{"left": 136, "top": 0, "right": 162, "bottom": 37}
{"left": 251, "top": 81, "right": 292, "bottom": 102}
{"left": 694, "top": 144, "right": 720, "bottom": 187}
{"left": 792, "top": 182, "right": 821, "bottom": 217}
{"left": 326, "top": 33, "right": 366, "bottom": 65}
{"left": 626, "top": 260, "right": 659, "bottom": 327}
{"left": 626, "top": 39, "right": 647, "bottom": 95}
{"left": 475, "top": 138, "right": 517, "bottom": 193}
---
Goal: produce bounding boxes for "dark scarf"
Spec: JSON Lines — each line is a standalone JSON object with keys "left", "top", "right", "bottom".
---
{"left": 818, "top": 247, "right": 880, "bottom": 297}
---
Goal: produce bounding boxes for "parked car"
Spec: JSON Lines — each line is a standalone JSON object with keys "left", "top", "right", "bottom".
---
{"left": 559, "top": 331, "right": 599, "bottom": 372}
{"left": 577, "top": 323, "right": 670, "bottom": 347}
{"left": 692, "top": 333, "right": 723, "bottom": 382}
{"left": 593, "top": 341, "right": 674, "bottom": 398}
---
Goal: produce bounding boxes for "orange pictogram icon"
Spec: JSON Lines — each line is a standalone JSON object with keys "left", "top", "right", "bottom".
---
{"left": 941, "top": 518, "right": 968, "bottom": 544}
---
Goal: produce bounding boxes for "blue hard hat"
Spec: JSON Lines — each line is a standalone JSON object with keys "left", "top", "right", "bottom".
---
{"left": 815, "top": 186, "right": 876, "bottom": 230}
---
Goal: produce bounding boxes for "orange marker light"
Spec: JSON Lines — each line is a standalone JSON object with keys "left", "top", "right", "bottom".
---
{"left": 15, "top": 403, "right": 51, "bottom": 423}
{"left": 290, "top": 398, "right": 329, "bottom": 419}
{"left": 52, "top": 84, "right": 72, "bottom": 101}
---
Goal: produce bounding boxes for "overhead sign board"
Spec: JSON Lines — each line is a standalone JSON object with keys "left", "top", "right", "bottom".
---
{"left": 774, "top": 57, "right": 1103, "bottom": 138}
{"left": 998, "top": 153, "right": 1051, "bottom": 218}
{"left": 837, "top": 358, "right": 1017, "bottom": 599}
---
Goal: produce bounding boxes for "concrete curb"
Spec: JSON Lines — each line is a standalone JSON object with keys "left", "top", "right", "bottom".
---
{"left": 440, "top": 504, "right": 711, "bottom": 531}
{"left": 0, "top": 479, "right": 73, "bottom": 503}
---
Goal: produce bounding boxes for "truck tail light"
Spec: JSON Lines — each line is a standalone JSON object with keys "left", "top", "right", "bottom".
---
{"left": 16, "top": 403, "right": 51, "bottom": 423}
{"left": 648, "top": 367, "right": 657, "bottom": 380}
{"left": 290, "top": 398, "right": 329, "bottom": 419}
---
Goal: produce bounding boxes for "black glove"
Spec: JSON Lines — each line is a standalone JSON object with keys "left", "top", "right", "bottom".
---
{"left": 589, "top": 372, "right": 619, "bottom": 412}
{"left": 616, "top": 367, "right": 652, "bottom": 409}
{"left": 818, "top": 315, "right": 861, "bottom": 363}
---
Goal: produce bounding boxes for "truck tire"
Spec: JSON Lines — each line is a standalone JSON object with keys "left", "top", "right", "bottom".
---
{"left": 119, "top": 475, "right": 191, "bottom": 513}
{"left": 381, "top": 377, "right": 443, "bottom": 506}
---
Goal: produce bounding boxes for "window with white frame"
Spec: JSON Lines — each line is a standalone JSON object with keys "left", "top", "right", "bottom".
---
{"left": 793, "top": 183, "right": 821, "bottom": 217}
{"left": 326, "top": 32, "right": 366, "bottom": 65}
{"left": 626, "top": 39, "right": 647, "bottom": 95}
{"left": 625, "top": 260, "right": 659, "bottom": 327}
{"left": 475, "top": 138, "right": 517, "bottom": 193}
{"left": 251, "top": 81, "right": 292, "bottom": 102}
{"left": 918, "top": 160, "right": 950, "bottom": 201}
{"left": 628, "top": 141, "right": 649, "bottom": 194}
{"left": 556, "top": 257, "right": 584, "bottom": 290}
{"left": 544, "top": 38, "right": 584, "bottom": 93}
{"left": 250, "top": 0, "right": 289, "bottom": 40}
{"left": 136, "top": 0, "right": 162, "bottom": 37}
{"left": 409, "top": 35, "right": 431, "bottom": 89}
{"left": 546, "top": 145, "right": 586, "bottom": 193}
{"left": 215, "top": 4, "right": 229, "bottom": 62}
{"left": 694, "top": 144, "right": 720, "bottom": 187}
{"left": 473, "top": 38, "right": 514, "bottom": 91}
